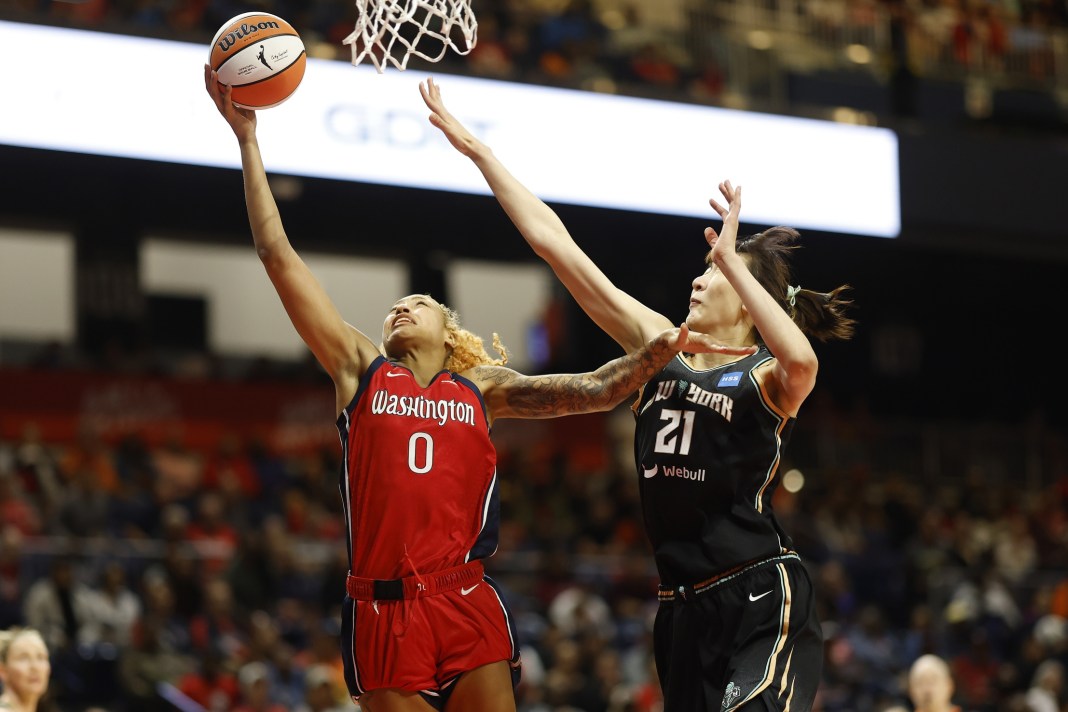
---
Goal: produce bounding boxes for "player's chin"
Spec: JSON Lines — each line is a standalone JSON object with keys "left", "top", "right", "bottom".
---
{"left": 685, "top": 315, "right": 714, "bottom": 340}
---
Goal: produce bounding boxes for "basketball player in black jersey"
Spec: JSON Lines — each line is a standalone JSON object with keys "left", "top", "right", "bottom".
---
{"left": 422, "top": 78, "right": 856, "bottom": 711}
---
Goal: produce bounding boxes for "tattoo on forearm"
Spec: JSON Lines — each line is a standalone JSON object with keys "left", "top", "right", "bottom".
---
{"left": 481, "top": 337, "right": 674, "bottom": 417}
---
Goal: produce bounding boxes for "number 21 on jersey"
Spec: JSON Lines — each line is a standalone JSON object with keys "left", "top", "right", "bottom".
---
{"left": 654, "top": 409, "right": 694, "bottom": 455}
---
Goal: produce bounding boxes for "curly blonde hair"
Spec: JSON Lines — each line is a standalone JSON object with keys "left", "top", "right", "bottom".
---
{"left": 433, "top": 298, "right": 509, "bottom": 373}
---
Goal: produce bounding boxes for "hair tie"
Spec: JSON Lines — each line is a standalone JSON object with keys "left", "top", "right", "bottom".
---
{"left": 786, "top": 285, "right": 801, "bottom": 307}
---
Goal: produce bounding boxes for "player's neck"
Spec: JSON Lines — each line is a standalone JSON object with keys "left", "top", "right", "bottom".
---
{"left": 0, "top": 691, "right": 38, "bottom": 712}
{"left": 686, "top": 350, "right": 754, "bottom": 371}
{"left": 391, "top": 350, "right": 447, "bottom": 387}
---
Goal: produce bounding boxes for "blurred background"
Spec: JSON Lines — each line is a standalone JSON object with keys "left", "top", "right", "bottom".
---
{"left": 0, "top": 0, "right": 1067, "bottom": 710}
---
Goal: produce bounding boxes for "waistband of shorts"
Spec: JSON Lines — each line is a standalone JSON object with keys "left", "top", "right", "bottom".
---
{"left": 346, "top": 560, "right": 484, "bottom": 601}
{"left": 657, "top": 552, "right": 800, "bottom": 602}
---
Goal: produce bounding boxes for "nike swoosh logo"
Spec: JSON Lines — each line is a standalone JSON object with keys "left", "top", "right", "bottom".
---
{"left": 749, "top": 590, "right": 773, "bottom": 602}
{"left": 385, "top": 371, "right": 407, "bottom": 378}
{"left": 642, "top": 465, "right": 658, "bottom": 478}
{"left": 460, "top": 584, "right": 480, "bottom": 596}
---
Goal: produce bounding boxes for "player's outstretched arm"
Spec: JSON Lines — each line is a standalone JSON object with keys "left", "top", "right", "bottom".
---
{"left": 706, "top": 181, "right": 817, "bottom": 411}
{"left": 420, "top": 77, "right": 671, "bottom": 353}
{"left": 470, "top": 325, "right": 756, "bottom": 421}
{"left": 205, "top": 66, "right": 374, "bottom": 409}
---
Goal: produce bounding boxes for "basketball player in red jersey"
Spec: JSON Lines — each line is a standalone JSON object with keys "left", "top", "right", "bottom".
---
{"left": 423, "top": 78, "right": 856, "bottom": 711}
{"left": 204, "top": 67, "right": 755, "bottom": 712}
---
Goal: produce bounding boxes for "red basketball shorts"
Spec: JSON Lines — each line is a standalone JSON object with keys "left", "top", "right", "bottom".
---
{"left": 339, "top": 575, "right": 519, "bottom": 699}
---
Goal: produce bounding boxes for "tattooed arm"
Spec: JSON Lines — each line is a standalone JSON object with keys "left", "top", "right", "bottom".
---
{"left": 468, "top": 326, "right": 755, "bottom": 421}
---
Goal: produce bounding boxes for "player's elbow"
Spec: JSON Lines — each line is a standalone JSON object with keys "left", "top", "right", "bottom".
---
{"left": 256, "top": 241, "right": 296, "bottom": 272}
{"left": 595, "top": 384, "right": 636, "bottom": 414}
{"left": 527, "top": 224, "right": 572, "bottom": 258}
{"left": 783, "top": 357, "right": 818, "bottom": 395}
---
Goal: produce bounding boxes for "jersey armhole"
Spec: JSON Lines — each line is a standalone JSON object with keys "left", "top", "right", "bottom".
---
{"left": 449, "top": 372, "right": 491, "bottom": 428}
{"left": 336, "top": 355, "right": 388, "bottom": 426}
{"left": 751, "top": 359, "right": 793, "bottom": 421}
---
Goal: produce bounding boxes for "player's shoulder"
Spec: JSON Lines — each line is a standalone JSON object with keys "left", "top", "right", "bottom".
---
{"left": 459, "top": 364, "right": 519, "bottom": 389}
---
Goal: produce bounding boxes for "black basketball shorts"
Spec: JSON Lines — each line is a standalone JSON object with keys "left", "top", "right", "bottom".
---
{"left": 653, "top": 553, "right": 823, "bottom": 711}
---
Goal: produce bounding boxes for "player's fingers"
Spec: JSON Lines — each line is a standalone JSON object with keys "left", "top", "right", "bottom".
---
{"left": 221, "top": 82, "right": 237, "bottom": 110}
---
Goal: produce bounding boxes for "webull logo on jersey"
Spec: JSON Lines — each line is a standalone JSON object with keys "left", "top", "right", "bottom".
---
{"left": 370, "top": 390, "right": 476, "bottom": 427}
{"left": 643, "top": 464, "right": 706, "bottom": 481}
{"left": 652, "top": 380, "right": 735, "bottom": 421}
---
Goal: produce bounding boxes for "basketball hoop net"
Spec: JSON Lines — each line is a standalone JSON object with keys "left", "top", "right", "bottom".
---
{"left": 343, "top": 0, "right": 478, "bottom": 73}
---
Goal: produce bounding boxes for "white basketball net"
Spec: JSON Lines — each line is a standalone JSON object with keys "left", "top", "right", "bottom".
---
{"left": 343, "top": 0, "right": 478, "bottom": 73}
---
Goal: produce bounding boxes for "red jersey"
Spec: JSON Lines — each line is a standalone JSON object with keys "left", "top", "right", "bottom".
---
{"left": 336, "top": 356, "right": 499, "bottom": 579}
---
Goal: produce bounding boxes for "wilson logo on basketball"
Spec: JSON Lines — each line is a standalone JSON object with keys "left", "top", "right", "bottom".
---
{"left": 209, "top": 12, "right": 306, "bottom": 110}
{"left": 216, "top": 21, "right": 281, "bottom": 53}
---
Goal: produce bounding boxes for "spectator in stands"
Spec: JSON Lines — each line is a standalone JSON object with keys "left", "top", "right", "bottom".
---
{"left": 0, "top": 471, "right": 40, "bottom": 538}
{"left": 949, "top": 629, "right": 999, "bottom": 711}
{"left": 117, "top": 616, "right": 195, "bottom": 712}
{"left": 0, "top": 526, "right": 23, "bottom": 630}
{"left": 79, "top": 560, "right": 141, "bottom": 650}
{"left": 297, "top": 663, "right": 352, "bottom": 712}
{"left": 188, "top": 577, "right": 245, "bottom": 661}
{"left": 264, "top": 642, "right": 306, "bottom": 711}
{"left": 8, "top": 424, "right": 60, "bottom": 519}
{"left": 0, "top": 627, "right": 51, "bottom": 712}
{"left": 175, "top": 646, "right": 240, "bottom": 712}
{"left": 58, "top": 425, "right": 119, "bottom": 495}
{"left": 55, "top": 465, "right": 110, "bottom": 538}
{"left": 233, "top": 661, "right": 287, "bottom": 712}
{"left": 22, "top": 555, "right": 89, "bottom": 654}
{"left": 136, "top": 568, "right": 192, "bottom": 654}
{"left": 185, "top": 490, "right": 239, "bottom": 575}
{"left": 907, "top": 653, "right": 962, "bottom": 712}
{"left": 1025, "top": 659, "right": 1064, "bottom": 712}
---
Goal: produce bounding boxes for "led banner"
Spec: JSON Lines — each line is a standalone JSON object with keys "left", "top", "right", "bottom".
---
{"left": 0, "top": 20, "right": 900, "bottom": 237}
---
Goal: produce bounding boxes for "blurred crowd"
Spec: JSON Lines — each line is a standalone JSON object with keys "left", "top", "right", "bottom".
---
{"left": 1, "top": 390, "right": 1068, "bottom": 711}
{"left": 2, "top": 0, "right": 1066, "bottom": 114}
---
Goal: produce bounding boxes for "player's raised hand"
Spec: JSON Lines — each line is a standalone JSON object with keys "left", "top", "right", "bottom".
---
{"left": 704, "top": 180, "right": 742, "bottom": 262}
{"left": 420, "top": 77, "right": 482, "bottom": 157}
{"left": 660, "top": 323, "right": 758, "bottom": 356}
{"left": 204, "top": 64, "right": 256, "bottom": 139}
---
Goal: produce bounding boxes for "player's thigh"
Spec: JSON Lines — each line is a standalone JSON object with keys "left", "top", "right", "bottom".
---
{"left": 445, "top": 660, "right": 516, "bottom": 712}
{"left": 360, "top": 688, "right": 437, "bottom": 712}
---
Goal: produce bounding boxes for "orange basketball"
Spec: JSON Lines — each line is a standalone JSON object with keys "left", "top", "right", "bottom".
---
{"left": 209, "top": 12, "right": 307, "bottom": 110}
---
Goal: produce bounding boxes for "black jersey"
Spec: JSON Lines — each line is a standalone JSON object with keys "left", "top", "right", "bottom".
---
{"left": 633, "top": 347, "right": 795, "bottom": 585}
